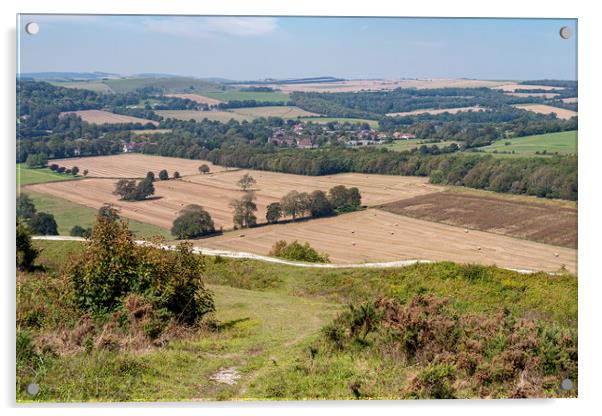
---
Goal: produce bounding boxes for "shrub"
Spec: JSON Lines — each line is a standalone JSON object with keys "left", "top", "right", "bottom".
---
{"left": 82, "top": 169, "right": 89, "bottom": 176}
{"left": 174, "top": 171, "right": 181, "bottom": 179}
{"left": 49, "top": 163, "right": 59, "bottom": 171}
{"left": 269, "top": 240, "right": 330, "bottom": 263}
{"left": 56, "top": 166, "right": 66, "bottom": 173}
{"left": 71, "top": 166, "right": 80, "bottom": 176}
{"left": 66, "top": 213, "right": 215, "bottom": 325}
{"left": 16, "top": 219, "right": 38, "bottom": 271}
{"left": 198, "top": 164, "right": 210, "bottom": 174}
{"left": 158, "top": 169, "right": 169, "bottom": 180}
{"left": 171, "top": 205, "right": 215, "bottom": 239}
{"left": 70, "top": 225, "right": 91, "bottom": 237}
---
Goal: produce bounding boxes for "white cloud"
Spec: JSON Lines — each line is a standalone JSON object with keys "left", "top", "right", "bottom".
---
{"left": 141, "top": 17, "right": 278, "bottom": 39}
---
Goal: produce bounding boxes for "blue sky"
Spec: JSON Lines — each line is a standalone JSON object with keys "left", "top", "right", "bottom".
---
{"left": 18, "top": 15, "right": 577, "bottom": 80}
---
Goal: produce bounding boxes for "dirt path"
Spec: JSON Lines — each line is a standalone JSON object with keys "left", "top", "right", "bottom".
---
{"left": 32, "top": 235, "right": 563, "bottom": 275}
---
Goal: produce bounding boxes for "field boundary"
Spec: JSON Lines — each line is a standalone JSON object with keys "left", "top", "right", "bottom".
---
{"left": 32, "top": 236, "right": 554, "bottom": 275}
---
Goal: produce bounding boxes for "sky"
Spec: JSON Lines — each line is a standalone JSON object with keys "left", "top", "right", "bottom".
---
{"left": 17, "top": 15, "right": 577, "bottom": 81}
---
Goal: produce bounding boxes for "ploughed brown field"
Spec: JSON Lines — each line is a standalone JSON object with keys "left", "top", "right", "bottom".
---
{"left": 513, "top": 104, "right": 577, "bottom": 120}
{"left": 378, "top": 192, "right": 577, "bottom": 249}
{"left": 199, "top": 209, "right": 576, "bottom": 273}
{"left": 25, "top": 168, "right": 442, "bottom": 230}
{"left": 50, "top": 154, "right": 230, "bottom": 178}
{"left": 59, "top": 109, "right": 159, "bottom": 126}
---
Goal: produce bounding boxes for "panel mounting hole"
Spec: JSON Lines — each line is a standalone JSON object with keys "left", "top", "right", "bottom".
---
{"left": 25, "top": 22, "right": 39, "bottom": 35}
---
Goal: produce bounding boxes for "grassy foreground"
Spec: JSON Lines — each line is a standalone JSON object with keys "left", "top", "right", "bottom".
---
{"left": 17, "top": 240, "right": 577, "bottom": 401}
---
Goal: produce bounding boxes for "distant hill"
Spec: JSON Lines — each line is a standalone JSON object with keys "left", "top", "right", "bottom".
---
{"left": 228, "top": 76, "right": 346, "bottom": 85}
{"left": 103, "top": 76, "right": 225, "bottom": 94}
{"left": 19, "top": 72, "right": 118, "bottom": 81}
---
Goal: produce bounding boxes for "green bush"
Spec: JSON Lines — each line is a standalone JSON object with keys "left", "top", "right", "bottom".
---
{"left": 66, "top": 211, "right": 215, "bottom": 325}
{"left": 16, "top": 219, "right": 39, "bottom": 271}
{"left": 269, "top": 240, "right": 330, "bottom": 263}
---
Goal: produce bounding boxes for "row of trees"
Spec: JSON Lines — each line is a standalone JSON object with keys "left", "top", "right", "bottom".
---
{"left": 48, "top": 163, "right": 87, "bottom": 176}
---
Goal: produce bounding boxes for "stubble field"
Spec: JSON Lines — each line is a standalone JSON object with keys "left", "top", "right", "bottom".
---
{"left": 59, "top": 109, "right": 159, "bottom": 125}
{"left": 513, "top": 104, "right": 577, "bottom": 120}
{"left": 201, "top": 208, "right": 576, "bottom": 273}
{"left": 26, "top": 168, "right": 442, "bottom": 230}
{"left": 49, "top": 154, "right": 230, "bottom": 178}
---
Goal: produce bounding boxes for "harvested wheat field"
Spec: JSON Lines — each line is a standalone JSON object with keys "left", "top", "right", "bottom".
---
{"left": 386, "top": 106, "right": 483, "bottom": 117}
{"left": 493, "top": 83, "right": 562, "bottom": 92}
{"left": 50, "top": 154, "right": 230, "bottom": 178}
{"left": 199, "top": 209, "right": 576, "bottom": 273}
{"left": 59, "top": 109, "right": 159, "bottom": 125}
{"left": 514, "top": 104, "right": 577, "bottom": 120}
{"left": 378, "top": 191, "right": 577, "bottom": 248}
{"left": 184, "top": 169, "right": 442, "bottom": 206}
{"left": 26, "top": 169, "right": 442, "bottom": 230}
{"left": 164, "top": 93, "right": 223, "bottom": 105}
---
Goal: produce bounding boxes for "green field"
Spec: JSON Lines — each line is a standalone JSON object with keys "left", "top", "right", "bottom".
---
{"left": 203, "top": 91, "right": 290, "bottom": 103}
{"left": 17, "top": 164, "right": 79, "bottom": 187}
{"left": 298, "top": 117, "right": 379, "bottom": 128}
{"left": 25, "top": 191, "right": 173, "bottom": 239}
{"left": 480, "top": 130, "right": 577, "bottom": 157}
{"left": 379, "top": 139, "right": 459, "bottom": 152}
{"left": 18, "top": 240, "right": 577, "bottom": 401}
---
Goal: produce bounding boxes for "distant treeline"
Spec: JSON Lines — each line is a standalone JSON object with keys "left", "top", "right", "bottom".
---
{"left": 290, "top": 88, "right": 544, "bottom": 119}
{"left": 217, "top": 100, "right": 294, "bottom": 109}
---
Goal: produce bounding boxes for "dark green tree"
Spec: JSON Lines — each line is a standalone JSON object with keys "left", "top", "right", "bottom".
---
{"left": 171, "top": 205, "right": 216, "bottom": 239}
{"left": 266, "top": 202, "right": 283, "bottom": 224}
{"left": 16, "top": 194, "right": 36, "bottom": 220}
{"left": 29, "top": 212, "right": 58, "bottom": 235}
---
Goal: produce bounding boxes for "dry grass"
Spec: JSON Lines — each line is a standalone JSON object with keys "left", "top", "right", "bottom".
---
{"left": 59, "top": 110, "right": 158, "bottom": 126}
{"left": 49, "top": 154, "right": 230, "bottom": 178}
{"left": 200, "top": 209, "right": 576, "bottom": 273}
{"left": 155, "top": 109, "right": 251, "bottom": 122}
{"left": 513, "top": 104, "right": 577, "bottom": 120}
{"left": 386, "top": 106, "right": 483, "bottom": 117}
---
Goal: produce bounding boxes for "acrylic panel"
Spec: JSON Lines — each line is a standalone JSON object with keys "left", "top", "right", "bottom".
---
{"left": 16, "top": 14, "right": 577, "bottom": 402}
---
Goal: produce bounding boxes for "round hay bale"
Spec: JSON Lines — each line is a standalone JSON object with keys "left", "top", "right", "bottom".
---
{"left": 554, "top": 252, "right": 559, "bottom": 257}
{"left": 477, "top": 247, "right": 482, "bottom": 251}
{"left": 464, "top": 229, "right": 469, "bottom": 233}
